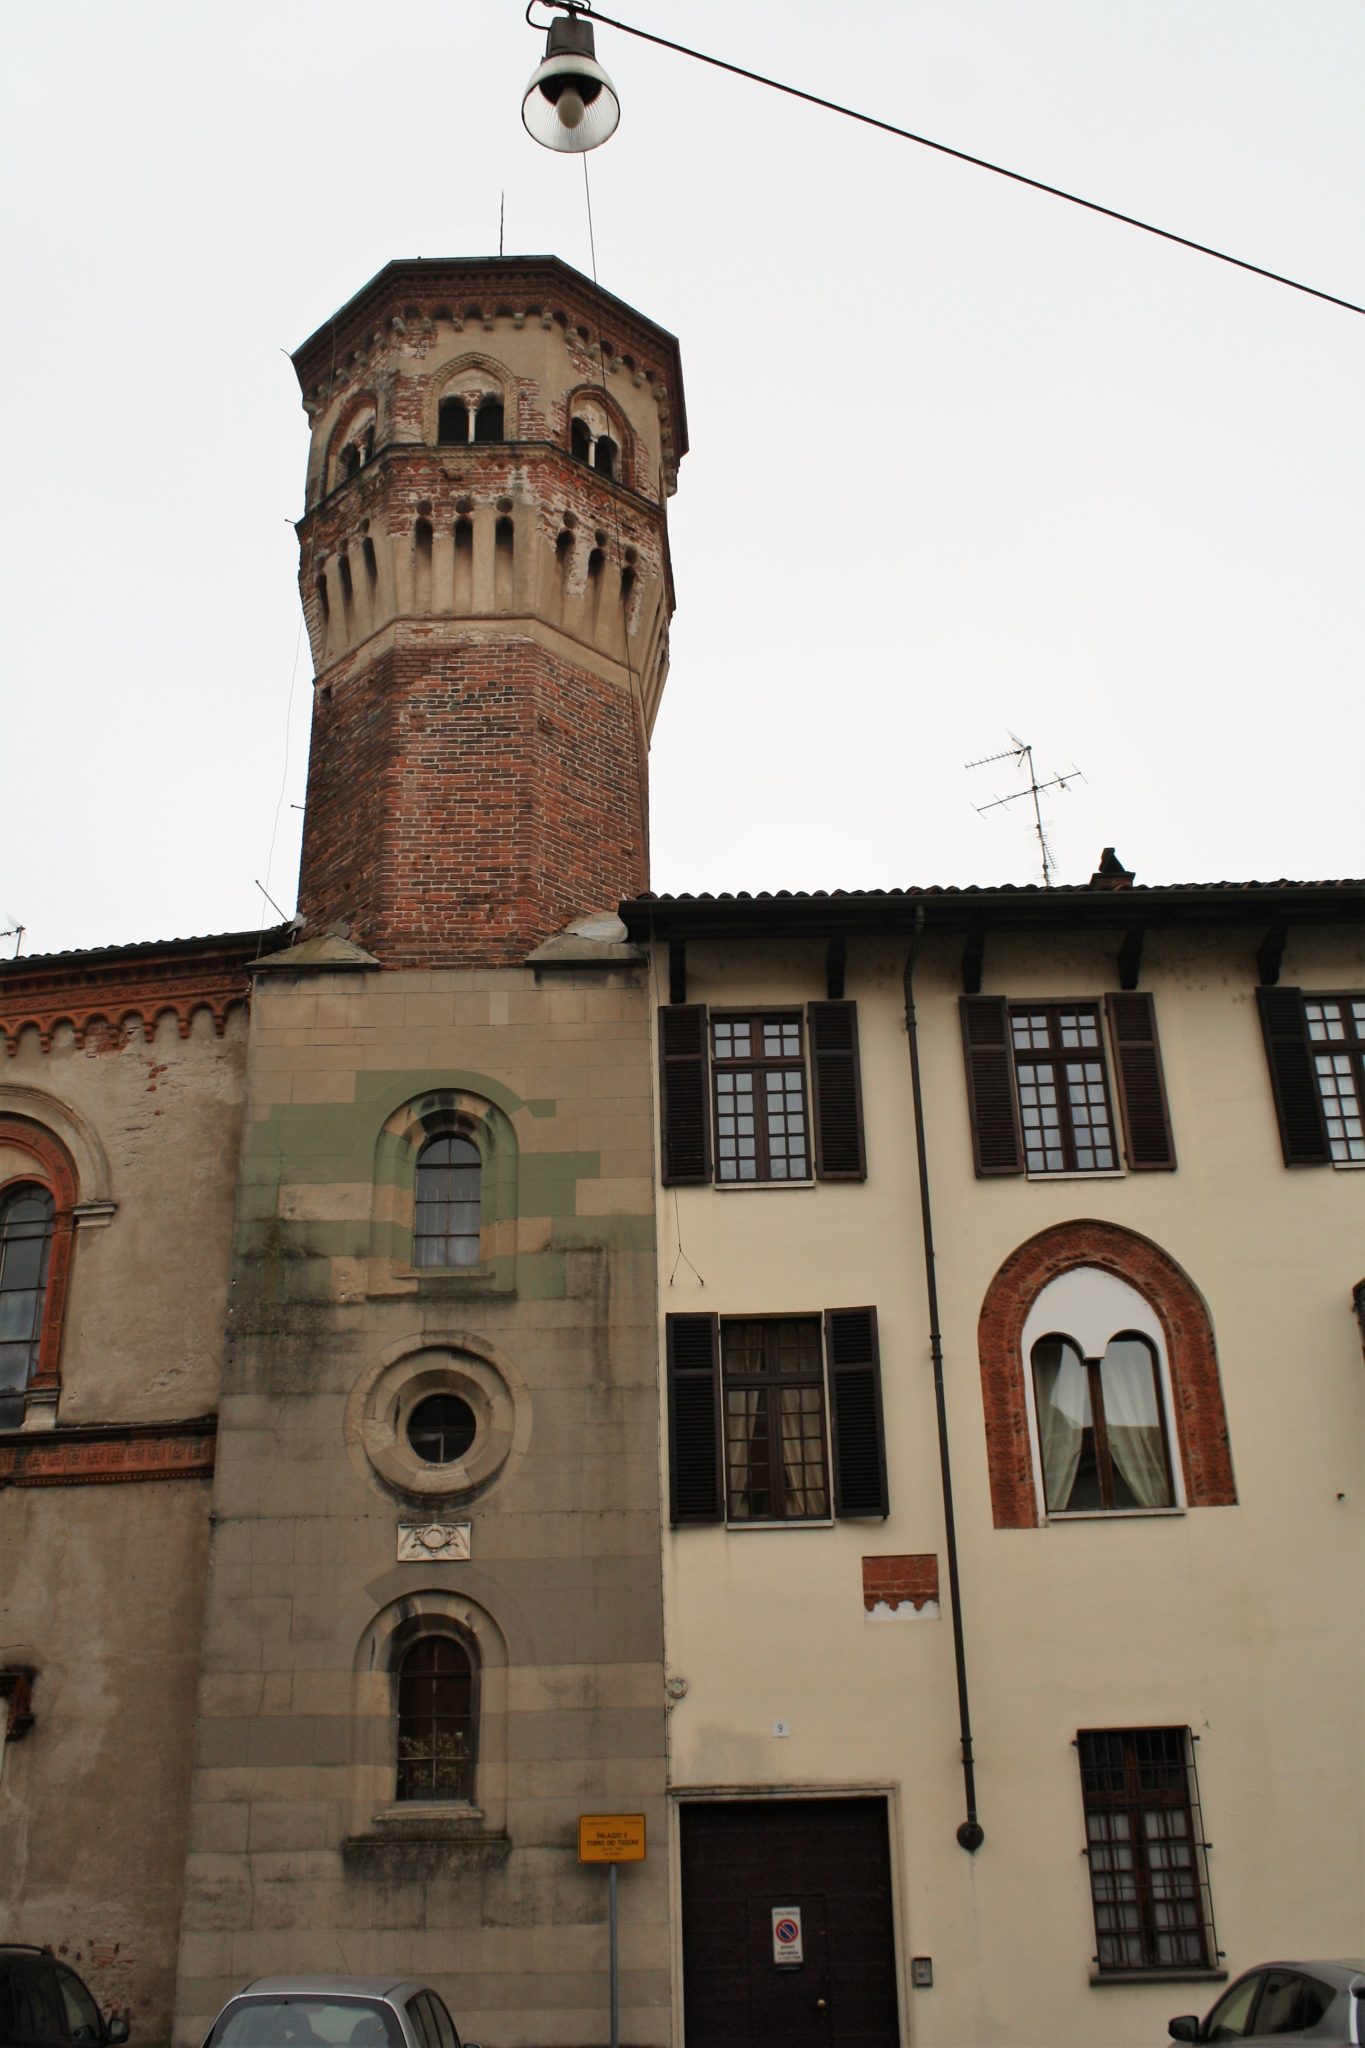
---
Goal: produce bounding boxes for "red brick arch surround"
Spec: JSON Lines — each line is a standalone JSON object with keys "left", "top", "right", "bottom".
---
{"left": 0, "top": 1115, "right": 79, "bottom": 1402}
{"left": 977, "top": 1219, "right": 1237, "bottom": 1529}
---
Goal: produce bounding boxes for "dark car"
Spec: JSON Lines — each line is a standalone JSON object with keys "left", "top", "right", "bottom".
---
{"left": 201, "top": 1979, "right": 479, "bottom": 2048}
{"left": 0, "top": 1947, "right": 130, "bottom": 2048}
{"left": 1169, "top": 1960, "right": 1365, "bottom": 2045}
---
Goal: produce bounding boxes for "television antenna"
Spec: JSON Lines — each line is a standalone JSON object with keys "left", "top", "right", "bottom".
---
{"left": 966, "top": 734, "right": 1084, "bottom": 888}
{"left": 1, "top": 913, "right": 24, "bottom": 960}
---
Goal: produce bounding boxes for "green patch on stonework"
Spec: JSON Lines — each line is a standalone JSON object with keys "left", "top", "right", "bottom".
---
{"left": 551, "top": 1215, "right": 654, "bottom": 1252}
{"left": 242, "top": 1069, "right": 551, "bottom": 1185}
{"left": 519, "top": 1153, "right": 602, "bottom": 1214}
{"left": 231, "top": 1072, "right": 639, "bottom": 1303}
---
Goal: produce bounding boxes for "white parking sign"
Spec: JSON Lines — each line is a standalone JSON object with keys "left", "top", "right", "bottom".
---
{"left": 771, "top": 1907, "right": 804, "bottom": 1966}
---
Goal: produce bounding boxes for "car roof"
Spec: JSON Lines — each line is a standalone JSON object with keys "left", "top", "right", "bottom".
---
{"left": 1229, "top": 1961, "right": 1365, "bottom": 1985}
{"left": 237, "top": 1978, "right": 427, "bottom": 2001}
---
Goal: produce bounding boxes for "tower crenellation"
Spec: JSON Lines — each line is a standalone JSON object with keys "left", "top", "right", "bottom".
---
{"left": 291, "top": 257, "right": 686, "bottom": 966}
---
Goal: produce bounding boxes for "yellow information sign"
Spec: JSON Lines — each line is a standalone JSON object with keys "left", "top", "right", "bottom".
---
{"left": 578, "top": 1813, "right": 647, "bottom": 1863}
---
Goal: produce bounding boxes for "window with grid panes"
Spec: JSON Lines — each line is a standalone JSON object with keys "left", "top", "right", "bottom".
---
{"left": 722, "top": 1318, "right": 829, "bottom": 1520}
{"left": 413, "top": 1135, "right": 481, "bottom": 1267}
{"left": 396, "top": 1635, "right": 475, "bottom": 1801}
{"left": 1078, "top": 1728, "right": 1213, "bottom": 1973}
{"left": 1305, "top": 998, "right": 1365, "bottom": 1161}
{"left": 712, "top": 1014, "right": 810, "bottom": 1181}
{"left": 1011, "top": 1005, "right": 1118, "bottom": 1172}
{"left": 0, "top": 1187, "right": 53, "bottom": 1398}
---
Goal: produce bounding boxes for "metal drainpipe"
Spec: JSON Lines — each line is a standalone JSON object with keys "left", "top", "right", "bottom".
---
{"left": 904, "top": 906, "right": 984, "bottom": 1852}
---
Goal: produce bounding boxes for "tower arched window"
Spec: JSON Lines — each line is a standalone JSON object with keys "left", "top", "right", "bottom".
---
{"left": 438, "top": 396, "right": 470, "bottom": 445}
{"left": 413, "top": 1135, "right": 481, "bottom": 1269}
{"left": 474, "top": 397, "right": 505, "bottom": 443}
{"left": 595, "top": 435, "right": 618, "bottom": 481}
{"left": 0, "top": 1186, "right": 54, "bottom": 1400}
{"left": 396, "top": 1634, "right": 476, "bottom": 1802}
{"left": 570, "top": 416, "right": 592, "bottom": 465}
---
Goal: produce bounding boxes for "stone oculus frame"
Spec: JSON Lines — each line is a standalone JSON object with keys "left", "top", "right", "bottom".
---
{"left": 344, "top": 1330, "right": 530, "bottom": 1505}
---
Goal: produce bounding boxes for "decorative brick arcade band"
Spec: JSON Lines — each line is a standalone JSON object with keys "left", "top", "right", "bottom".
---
{"left": 0, "top": 933, "right": 271, "bottom": 1057}
{"left": 862, "top": 1554, "right": 940, "bottom": 1613}
{"left": 0, "top": 1419, "right": 216, "bottom": 1488}
{"left": 977, "top": 1219, "right": 1236, "bottom": 1528}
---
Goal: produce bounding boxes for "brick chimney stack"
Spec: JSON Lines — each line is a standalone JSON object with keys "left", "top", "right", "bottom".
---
{"left": 290, "top": 257, "right": 687, "bottom": 965}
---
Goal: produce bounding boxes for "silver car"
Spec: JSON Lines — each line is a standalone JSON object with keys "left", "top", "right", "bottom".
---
{"left": 1168, "top": 1960, "right": 1365, "bottom": 2046}
{"left": 201, "top": 1978, "right": 479, "bottom": 2048}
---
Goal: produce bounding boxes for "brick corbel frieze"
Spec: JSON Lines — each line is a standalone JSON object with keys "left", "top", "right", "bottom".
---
{"left": 0, "top": 932, "right": 276, "bottom": 1057}
{"left": 0, "top": 1418, "right": 216, "bottom": 1488}
{"left": 977, "top": 1219, "right": 1237, "bottom": 1529}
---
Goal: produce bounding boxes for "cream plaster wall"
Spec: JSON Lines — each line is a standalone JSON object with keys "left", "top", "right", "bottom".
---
{"left": 653, "top": 927, "right": 1365, "bottom": 2048}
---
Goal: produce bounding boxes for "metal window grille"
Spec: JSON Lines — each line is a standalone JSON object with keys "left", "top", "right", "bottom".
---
{"left": 1078, "top": 1727, "right": 1218, "bottom": 1973}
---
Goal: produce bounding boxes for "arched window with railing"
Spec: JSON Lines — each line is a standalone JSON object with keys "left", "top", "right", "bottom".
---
{"left": 396, "top": 1634, "right": 477, "bottom": 1802}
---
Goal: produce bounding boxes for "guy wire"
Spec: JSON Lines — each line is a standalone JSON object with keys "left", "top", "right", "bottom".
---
{"left": 580, "top": 149, "right": 653, "bottom": 899}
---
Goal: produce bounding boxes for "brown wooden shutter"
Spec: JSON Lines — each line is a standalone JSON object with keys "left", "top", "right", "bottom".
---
{"left": 666, "top": 1314, "right": 723, "bottom": 1524}
{"left": 1257, "top": 988, "right": 1330, "bottom": 1165}
{"left": 959, "top": 997, "right": 1023, "bottom": 1176}
{"left": 808, "top": 1001, "right": 866, "bottom": 1180}
{"left": 825, "top": 1306, "right": 889, "bottom": 1519}
{"left": 1105, "top": 993, "right": 1177, "bottom": 1170}
{"left": 659, "top": 1005, "right": 711, "bottom": 1185}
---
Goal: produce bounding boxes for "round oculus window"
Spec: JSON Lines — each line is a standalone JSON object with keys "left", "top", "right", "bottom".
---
{"left": 407, "top": 1393, "right": 477, "bottom": 1465}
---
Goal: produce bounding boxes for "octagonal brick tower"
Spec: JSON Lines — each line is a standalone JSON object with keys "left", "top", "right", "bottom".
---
{"left": 291, "top": 257, "right": 687, "bottom": 965}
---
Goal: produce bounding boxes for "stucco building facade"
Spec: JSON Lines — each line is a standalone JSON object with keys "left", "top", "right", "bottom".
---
{"left": 628, "top": 878, "right": 1364, "bottom": 2047}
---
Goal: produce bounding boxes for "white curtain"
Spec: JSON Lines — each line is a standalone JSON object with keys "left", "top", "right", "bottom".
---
{"left": 778, "top": 1388, "right": 827, "bottom": 1516}
{"left": 1101, "top": 1338, "right": 1170, "bottom": 1507}
{"left": 1032, "top": 1339, "right": 1087, "bottom": 1510}
{"left": 726, "top": 1389, "right": 762, "bottom": 1516}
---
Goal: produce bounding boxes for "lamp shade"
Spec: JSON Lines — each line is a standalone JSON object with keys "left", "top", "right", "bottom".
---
{"left": 522, "top": 17, "right": 620, "bottom": 152}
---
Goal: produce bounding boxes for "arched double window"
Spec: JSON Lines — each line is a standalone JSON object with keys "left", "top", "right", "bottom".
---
{"left": 396, "top": 1634, "right": 477, "bottom": 1802}
{"left": 568, "top": 401, "right": 625, "bottom": 483}
{"left": 413, "top": 1135, "right": 481, "bottom": 1269}
{"left": 438, "top": 394, "right": 506, "bottom": 445}
{"left": 0, "top": 1186, "right": 54, "bottom": 1399}
{"left": 1026, "top": 1271, "right": 1176, "bottom": 1514}
{"left": 977, "top": 1221, "right": 1236, "bottom": 1529}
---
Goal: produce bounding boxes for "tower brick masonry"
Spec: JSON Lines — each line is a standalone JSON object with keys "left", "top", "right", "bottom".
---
{"left": 291, "top": 257, "right": 687, "bottom": 966}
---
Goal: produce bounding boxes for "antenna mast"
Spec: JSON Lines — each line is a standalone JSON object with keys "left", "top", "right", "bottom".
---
{"left": 966, "top": 734, "right": 1084, "bottom": 888}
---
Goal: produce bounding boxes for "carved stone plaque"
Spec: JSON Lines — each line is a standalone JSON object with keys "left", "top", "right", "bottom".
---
{"left": 397, "top": 1521, "right": 471, "bottom": 1563}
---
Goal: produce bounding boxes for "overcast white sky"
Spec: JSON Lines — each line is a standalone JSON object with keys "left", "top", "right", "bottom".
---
{"left": 4, "top": 0, "right": 1361, "bottom": 958}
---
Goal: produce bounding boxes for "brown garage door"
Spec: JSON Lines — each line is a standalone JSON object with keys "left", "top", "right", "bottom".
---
{"left": 680, "top": 1797, "right": 901, "bottom": 2047}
